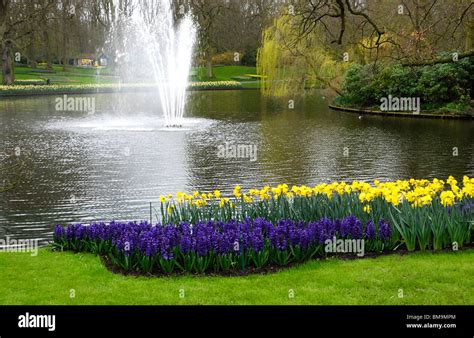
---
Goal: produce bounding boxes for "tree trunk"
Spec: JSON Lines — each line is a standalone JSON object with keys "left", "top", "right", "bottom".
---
{"left": 465, "top": 11, "right": 473, "bottom": 52}
{"left": 2, "top": 40, "right": 14, "bottom": 85}
{"left": 206, "top": 56, "right": 213, "bottom": 78}
{"left": 1, "top": 0, "right": 10, "bottom": 84}
{"left": 62, "top": 39, "right": 69, "bottom": 72}
{"left": 43, "top": 30, "right": 53, "bottom": 70}
{"left": 27, "top": 39, "right": 37, "bottom": 69}
{"left": 62, "top": 5, "right": 69, "bottom": 71}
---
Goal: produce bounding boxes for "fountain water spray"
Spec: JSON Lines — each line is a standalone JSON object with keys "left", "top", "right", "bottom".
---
{"left": 111, "top": 0, "right": 196, "bottom": 127}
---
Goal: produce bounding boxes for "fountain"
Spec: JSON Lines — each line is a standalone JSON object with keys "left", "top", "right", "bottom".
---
{"left": 112, "top": 0, "right": 196, "bottom": 128}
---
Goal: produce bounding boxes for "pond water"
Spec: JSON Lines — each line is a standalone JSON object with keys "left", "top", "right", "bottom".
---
{"left": 1, "top": 90, "right": 473, "bottom": 244}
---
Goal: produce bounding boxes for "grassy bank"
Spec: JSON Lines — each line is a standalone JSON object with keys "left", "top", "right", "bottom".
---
{"left": 14, "top": 65, "right": 117, "bottom": 84}
{"left": 0, "top": 81, "right": 244, "bottom": 97}
{"left": 6, "top": 64, "right": 259, "bottom": 89}
{"left": 0, "top": 248, "right": 472, "bottom": 305}
{"left": 194, "top": 65, "right": 259, "bottom": 89}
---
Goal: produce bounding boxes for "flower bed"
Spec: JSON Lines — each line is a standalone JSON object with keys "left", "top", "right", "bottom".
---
{"left": 157, "top": 176, "right": 473, "bottom": 252}
{"left": 0, "top": 81, "right": 242, "bottom": 96}
{"left": 54, "top": 216, "right": 392, "bottom": 275}
{"left": 188, "top": 81, "right": 242, "bottom": 90}
{"left": 53, "top": 176, "right": 473, "bottom": 275}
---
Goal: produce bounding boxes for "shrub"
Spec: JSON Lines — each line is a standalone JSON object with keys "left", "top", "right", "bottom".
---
{"left": 336, "top": 55, "right": 473, "bottom": 109}
{"left": 241, "top": 47, "right": 258, "bottom": 66}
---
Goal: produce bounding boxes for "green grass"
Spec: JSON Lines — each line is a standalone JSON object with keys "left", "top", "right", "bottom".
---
{"left": 192, "top": 66, "right": 259, "bottom": 88}
{"left": 11, "top": 65, "right": 258, "bottom": 87}
{"left": 12, "top": 65, "right": 120, "bottom": 85}
{"left": 209, "top": 66, "right": 256, "bottom": 81}
{"left": 0, "top": 248, "right": 472, "bottom": 305}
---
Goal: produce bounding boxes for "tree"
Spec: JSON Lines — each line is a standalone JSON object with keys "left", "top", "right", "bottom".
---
{"left": 297, "top": 0, "right": 473, "bottom": 64}
{"left": 258, "top": 15, "right": 347, "bottom": 97}
{"left": 1, "top": 0, "right": 14, "bottom": 85}
{"left": 258, "top": 0, "right": 474, "bottom": 97}
{"left": 1, "top": 0, "right": 56, "bottom": 84}
{"left": 190, "top": 0, "right": 226, "bottom": 78}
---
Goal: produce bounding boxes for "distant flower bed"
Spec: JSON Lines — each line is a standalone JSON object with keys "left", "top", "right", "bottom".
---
{"left": 0, "top": 83, "right": 125, "bottom": 95}
{"left": 189, "top": 81, "right": 241, "bottom": 89}
{"left": 0, "top": 81, "right": 241, "bottom": 95}
{"left": 53, "top": 176, "right": 473, "bottom": 275}
{"left": 53, "top": 216, "right": 392, "bottom": 274}
{"left": 13, "top": 79, "right": 47, "bottom": 85}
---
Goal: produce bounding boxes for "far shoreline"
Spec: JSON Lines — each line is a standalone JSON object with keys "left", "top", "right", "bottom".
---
{"left": 0, "top": 85, "right": 259, "bottom": 98}
{"left": 329, "top": 104, "right": 474, "bottom": 120}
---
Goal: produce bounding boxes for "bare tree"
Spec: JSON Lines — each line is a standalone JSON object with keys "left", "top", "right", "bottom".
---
{"left": 296, "top": 0, "right": 473, "bottom": 65}
{"left": 191, "top": 0, "right": 226, "bottom": 78}
{"left": 1, "top": 0, "right": 56, "bottom": 84}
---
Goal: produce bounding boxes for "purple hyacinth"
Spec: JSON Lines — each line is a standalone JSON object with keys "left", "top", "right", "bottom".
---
{"left": 333, "top": 219, "right": 341, "bottom": 234}
{"left": 351, "top": 219, "right": 363, "bottom": 239}
{"left": 195, "top": 222, "right": 211, "bottom": 256}
{"left": 54, "top": 215, "right": 379, "bottom": 268}
{"left": 250, "top": 227, "right": 265, "bottom": 252}
{"left": 378, "top": 220, "right": 392, "bottom": 242}
{"left": 54, "top": 224, "right": 65, "bottom": 239}
{"left": 364, "top": 220, "right": 376, "bottom": 240}
{"left": 315, "top": 218, "right": 333, "bottom": 244}
{"left": 66, "top": 224, "right": 75, "bottom": 240}
{"left": 268, "top": 221, "right": 288, "bottom": 250}
{"left": 180, "top": 232, "right": 192, "bottom": 254}
{"left": 340, "top": 216, "right": 351, "bottom": 238}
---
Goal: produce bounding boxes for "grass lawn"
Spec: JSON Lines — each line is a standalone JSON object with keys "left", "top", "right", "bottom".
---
{"left": 194, "top": 65, "right": 256, "bottom": 81}
{"left": 0, "top": 248, "right": 472, "bottom": 305}
{"left": 194, "top": 65, "right": 259, "bottom": 89}
{"left": 11, "top": 64, "right": 259, "bottom": 88}
{"left": 13, "top": 65, "right": 118, "bottom": 85}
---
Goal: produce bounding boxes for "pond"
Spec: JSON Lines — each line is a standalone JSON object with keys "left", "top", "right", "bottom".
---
{"left": 1, "top": 90, "right": 473, "bottom": 244}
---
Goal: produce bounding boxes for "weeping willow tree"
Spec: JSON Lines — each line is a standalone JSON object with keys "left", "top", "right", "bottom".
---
{"left": 257, "top": 16, "right": 350, "bottom": 97}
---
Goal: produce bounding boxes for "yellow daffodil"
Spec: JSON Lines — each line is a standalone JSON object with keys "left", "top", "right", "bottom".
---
{"left": 233, "top": 185, "right": 242, "bottom": 198}
{"left": 440, "top": 191, "right": 455, "bottom": 207}
{"left": 218, "top": 198, "right": 230, "bottom": 208}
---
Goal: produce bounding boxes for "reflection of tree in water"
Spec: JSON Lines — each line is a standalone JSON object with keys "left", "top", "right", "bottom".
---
{"left": 0, "top": 148, "right": 35, "bottom": 193}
